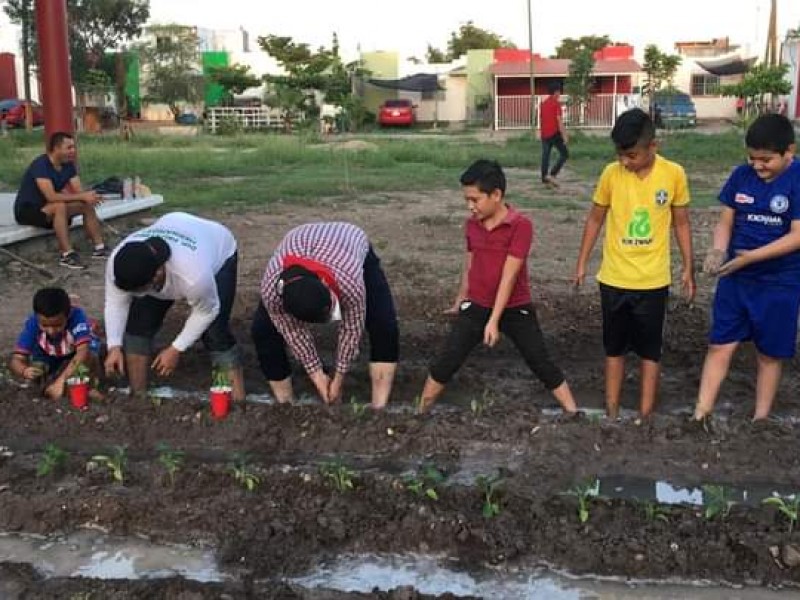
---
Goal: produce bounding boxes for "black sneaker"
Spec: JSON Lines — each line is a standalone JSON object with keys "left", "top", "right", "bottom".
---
{"left": 59, "top": 251, "right": 86, "bottom": 270}
{"left": 91, "top": 246, "right": 109, "bottom": 259}
{"left": 684, "top": 415, "right": 713, "bottom": 435}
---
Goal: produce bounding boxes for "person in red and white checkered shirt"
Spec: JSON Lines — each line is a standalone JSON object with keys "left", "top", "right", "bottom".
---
{"left": 252, "top": 222, "right": 399, "bottom": 408}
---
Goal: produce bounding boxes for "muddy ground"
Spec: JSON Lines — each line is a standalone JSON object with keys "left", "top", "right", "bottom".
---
{"left": 1, "top": 169, "right": 800, "bottom": 597}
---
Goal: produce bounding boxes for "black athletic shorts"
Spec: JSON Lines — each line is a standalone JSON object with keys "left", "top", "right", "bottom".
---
{"left": 599, "top": 282, "right": 668, "bottom": 362}
{"left": 14, "top": 201, "right": 52, "bottom": 229}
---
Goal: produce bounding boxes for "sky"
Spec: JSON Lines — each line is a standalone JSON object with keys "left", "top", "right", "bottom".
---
{"left": 147, "top": 0, "right": 800, "bottom": 60}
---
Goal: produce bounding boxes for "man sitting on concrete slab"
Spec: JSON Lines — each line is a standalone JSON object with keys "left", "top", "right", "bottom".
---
{"left": 13, "top": 131, "right": 107, "bottom": 270}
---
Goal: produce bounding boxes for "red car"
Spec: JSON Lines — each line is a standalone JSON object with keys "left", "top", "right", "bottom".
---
{"left": 0, "top": 99, "right": 45, "bottom": 127}
{"left": 378, "top": 99, "right": 416, "bottom": 127}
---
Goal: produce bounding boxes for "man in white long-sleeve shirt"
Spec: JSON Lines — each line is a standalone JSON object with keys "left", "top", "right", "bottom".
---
{"left": 104, "top": 212, "right": 244, "bottom": 400}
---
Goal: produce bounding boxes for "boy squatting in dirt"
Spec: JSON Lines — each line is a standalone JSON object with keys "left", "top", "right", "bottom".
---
{"left": 574, "top": 108, "right": 695, "bottom": 419}
{"left": 692, "top": 114, "right": 800, "bottom": 424}
{"left": 9, "top": 287, "right": 103, "bottom": 400}
{"left": 418, "top": 159, "right": 579, "bottom": 414}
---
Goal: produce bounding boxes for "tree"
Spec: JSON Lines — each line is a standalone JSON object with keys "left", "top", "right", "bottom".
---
{"left": 642, "top": 45, "right": 682, "bottom": 107}
{"left": 554, "top": 35, "right": 612, "bottom": 60}
{"left": 564, "top": 47, "right": 595, "bottom": 124}
{"left": 427, "top": 21, "right": 515, "bottom": 62}
{"left": 208, "top": 63, "right": 261, "bottom": 105}
{"left": 259, "top": 33, "right": 359, "bottom": 127}
{"left": 139, "top": 24, "right": 203, "bottom": 118}
{"left": 3, "top": 0, "right": 150, "bottom": 84}
{"left": 425, "top": 44, "right": 448, "bottom": 63}
{"left": 720, "top": 63, "right": 792, "bottom": 115}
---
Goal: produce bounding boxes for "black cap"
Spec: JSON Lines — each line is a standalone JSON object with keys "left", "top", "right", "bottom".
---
{"left": 113, "top": 237, "right": 171, "bottom": 291}
{"left": 279, "top": 265, "right": 331, "bottom": 323}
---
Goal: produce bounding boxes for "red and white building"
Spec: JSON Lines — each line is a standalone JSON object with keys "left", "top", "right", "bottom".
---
{"left": 490, "top": 46, "right": 642, "bottom": 129}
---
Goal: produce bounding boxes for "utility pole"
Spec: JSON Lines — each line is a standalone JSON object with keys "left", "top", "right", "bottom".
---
{"left": 527, "top": 0, "right": 536, "bottom": 130}
{"left": 765, "top": 0, "right": 778, "bottom": 66}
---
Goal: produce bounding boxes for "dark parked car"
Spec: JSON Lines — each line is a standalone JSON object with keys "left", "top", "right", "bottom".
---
{"left": 651, "top": 92, "right": 697, "bottom": 129}
{"left": 0, "top": 98, "right": 44, "bottom": 127}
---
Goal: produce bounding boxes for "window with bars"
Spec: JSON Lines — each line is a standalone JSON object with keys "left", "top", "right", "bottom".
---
{"left": 691, "top": 74, "right": 721, "bottom": 96}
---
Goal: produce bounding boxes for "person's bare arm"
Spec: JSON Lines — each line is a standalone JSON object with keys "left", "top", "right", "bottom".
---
{"left": 672, "top": 206, "right": 695, "bottom": 301}
{"left": 574, "top": 204, "right": 608, "bottom": 285}
{"left": 35, "top": 177, "right": 99, "bottom": 205}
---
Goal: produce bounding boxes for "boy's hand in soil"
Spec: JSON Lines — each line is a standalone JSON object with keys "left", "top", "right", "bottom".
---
{"left": 105, "top": 347, "right": 125, "bottom": 376}
{"left": 484, "top": 320, "right": 500, "bottom": 348}
{"left": 152, "top": 346, "right": 181, "bottom": 376}
{"left": 309, "top": 370, "right": 331, "bottom": 404}
{"left": 703, "top": 248, "right": 726, "bottom": 274}
{"left": 22, "top": 366, "right": 42, "bottom": 380}
{"left": 44, "top": 378, "right": 66, "bottom": 400}
{"left": 328, "top": 372, "right": 345, "bottom": 404}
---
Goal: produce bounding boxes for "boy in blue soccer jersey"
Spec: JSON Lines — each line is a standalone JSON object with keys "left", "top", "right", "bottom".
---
{"left": 692, "top": 114, "right": 800, "bottom": 422}
{"left": 9, "top": 287, "right": 102, "bottom": 400}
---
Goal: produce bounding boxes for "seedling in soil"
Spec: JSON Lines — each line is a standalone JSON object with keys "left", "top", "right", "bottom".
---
{"left": 476, "top": 474, "right": 504, "bottom": 518}
{"left": 157, "top": 443, "right": 185, "bottom": 487}
{"left": 404, "top": 464, "right": 446, "bottom": 501}
{"left": 566, "top": 479, "right": 600, "bottom": 524}
{"left": 470, "top": 389, "right": 496, "bottom": 418}
{"left": 320, "top": 460, "right": 356, "bottom": 493}
{"left": 91, "top": 446, "right": 127, "bottom": 484}
{"left": 37, "top": 443, "right": 68, "bottom": 477}
{"left": 228, "top": 453, "right": 260, "bottom": 492}
{"left": 413, "top": 395, "right": 425, "bottom": 414}
{"left": 350, "top": 396, "right": 369, "bottom": 419}
{"left": 763, "top": 494, "right": 800, "bottom": 534}
{"left": 641, "top": 501, "right": 671, "bottom": 523}
{"left": 702, "top": 485, "right": 736, "bottom": 521}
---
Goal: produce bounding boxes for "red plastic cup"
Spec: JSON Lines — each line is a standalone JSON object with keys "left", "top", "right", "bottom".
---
{"left": 210, "top": 389, "right": 231, "bottom": 419}
{"left": 69, "top": 382, "right": 90, "bottom": 410}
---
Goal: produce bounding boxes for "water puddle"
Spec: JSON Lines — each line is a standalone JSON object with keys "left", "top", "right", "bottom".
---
{"left": 0, "top": 531, "right": 223, "bottom": 581}
{"left": 290, "top": 554, "right": 795, "bottom": 599}
{"left": 597, "top": 474, "right": 798, "bottom": 507}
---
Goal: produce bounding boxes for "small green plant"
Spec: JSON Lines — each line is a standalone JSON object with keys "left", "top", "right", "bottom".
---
{"left": 763, "top": 494, "right": 800, "bottom": 533}
{"left": 211, "top": 368, "right": 231, "bottom": 390}
{"left": 476, "top": 474, "right": 504, "bottom": 518}
{"left": 413, "top": 395, "right": 425, "bottom": 413}
{"left": 37, "top": 443, "right": 68, "bottom": 477}
{"left": 404, "top": 465, "right": 445, "bottom": 501}
{"left": 91, "top": 446, "right": 127, "bottom": 484}
{"left": 228, "top": 453, "right": 260, "bottom": 491}
{"left": 566, "top": 479, "right": 600, "bottom": 524}
{"left": 470, "top": 389, "right": 496, "bottom": 418}
{"left": 72, "top": 362, "right": 90, "bottom": 382}
{"left": 350, "top": 396, "right": 369, "bottom": 419}
{"left": 642, "top": 501, "right": 671, "bottom": 523}
{"left": 702, "top": 484, "right": 736, "bottom": 520}
{"left": 157, "top": 443, "right": 185, "bottom": 487}
{"left": 320, "top": 460, "right": 356, "bottom": 493}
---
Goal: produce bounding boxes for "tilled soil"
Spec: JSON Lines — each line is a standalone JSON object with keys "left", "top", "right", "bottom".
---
{"left": 2, "top": 180, "right": 800, "bottom": 596}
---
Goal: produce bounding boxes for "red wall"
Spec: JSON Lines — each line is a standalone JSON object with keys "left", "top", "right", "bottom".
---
{"left": 498, "top": 76, "right": 630, "bottom": 96}
{"left": 0, "top": 53, "right": 18, "bottom": 99}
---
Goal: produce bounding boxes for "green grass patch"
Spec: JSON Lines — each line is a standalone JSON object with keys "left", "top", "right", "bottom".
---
{"left": 0, "top": 128, "right": 748, "bottom": 211}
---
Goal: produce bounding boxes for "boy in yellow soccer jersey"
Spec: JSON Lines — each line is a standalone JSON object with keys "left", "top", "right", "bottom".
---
{"left": 574, "top": 108, "right": 695, "bottom": 419}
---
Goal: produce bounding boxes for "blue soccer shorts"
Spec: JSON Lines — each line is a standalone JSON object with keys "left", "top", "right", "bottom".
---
{"left": 709, "top": 276, "right": 800, "bottom": 359}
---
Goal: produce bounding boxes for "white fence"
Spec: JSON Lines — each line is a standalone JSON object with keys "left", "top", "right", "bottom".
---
{"left": 495, "top": 94, "right": 634, "bottom": 130}
{"left": 206, "top": 106, "right": 287, "bottom": 133}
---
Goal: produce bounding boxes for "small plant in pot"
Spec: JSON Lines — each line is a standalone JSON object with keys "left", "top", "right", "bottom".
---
{"left": 210, "top": 368, "right": 232, "bottom": 419}
{"left": 66, "top": 363, "right": 91, "bottom": 410}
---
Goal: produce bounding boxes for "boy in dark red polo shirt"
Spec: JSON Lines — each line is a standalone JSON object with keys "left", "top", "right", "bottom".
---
{"left": 540, "top": 82, "right": 569, "bottom": 188}
{"left": 418, "top": 159, "right": 578, "bottom": 414}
